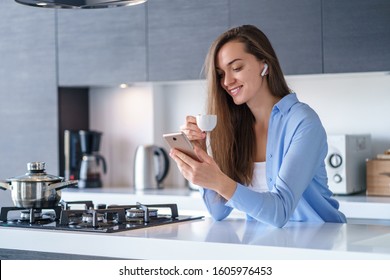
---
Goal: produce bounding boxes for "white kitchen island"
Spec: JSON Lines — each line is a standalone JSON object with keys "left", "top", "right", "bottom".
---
{"left": 1, "top": 188, "right": 390, "bottom": 260}
{"left": 62, "top": 187, "right": 390, "bottom": 222}
{"left": 1, "top": 215, "right": 390, "bottom": 259}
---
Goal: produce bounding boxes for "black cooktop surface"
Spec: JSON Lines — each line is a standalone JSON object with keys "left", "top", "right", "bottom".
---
{"left": 0, "top": 215, "right": 203, "bottom": 233}
{"left": 0, "top": 201, "right": 203, "bottom": 233}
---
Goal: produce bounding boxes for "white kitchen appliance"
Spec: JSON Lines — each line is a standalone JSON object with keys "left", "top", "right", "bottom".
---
{"left": 325, "top": 134, "right": 372, "bottom": 194}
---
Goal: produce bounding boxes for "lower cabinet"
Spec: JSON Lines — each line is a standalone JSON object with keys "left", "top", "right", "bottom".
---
{"left": 0, "top": 248, "right": 123, "bottom": 260}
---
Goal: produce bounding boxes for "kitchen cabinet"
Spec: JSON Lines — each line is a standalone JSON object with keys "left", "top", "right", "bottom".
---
{"left": 57, "top": 6, "right": 147, "bottom": 86}
{"left": 0, "top": 1, "right": 58, "bottom": 177}
{"left": 56, "top": 0, "right": 389, "bottom": 85}
{"left": 147, "top": 0, "right": 229, "bottom": 81}
{"left": 229, "top": 0, "right": 323, "bottom": 75}
{"left": 0, "top": 248, "right": 117, "bottom": 260}
{"left": 322, "top": 0, "right": 390, "bottom": 73}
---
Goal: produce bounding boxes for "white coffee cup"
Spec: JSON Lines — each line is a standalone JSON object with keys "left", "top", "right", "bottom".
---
{"left": 196, "top": 114, "right": 217, "bottom": 132}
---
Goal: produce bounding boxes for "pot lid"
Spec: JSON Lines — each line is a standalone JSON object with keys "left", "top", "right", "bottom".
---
{"left": 7, "top": 162, "right": 63, "bottom": 183}
{"left": 15, "top": 0, "right": 147, "bottom": 9}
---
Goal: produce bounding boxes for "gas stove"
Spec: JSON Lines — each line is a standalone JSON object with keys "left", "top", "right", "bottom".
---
{"left": 0, "top": 201, "right": 203, "bottom": 233}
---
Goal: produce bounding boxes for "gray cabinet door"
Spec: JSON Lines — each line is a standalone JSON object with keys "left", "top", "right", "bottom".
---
{"left": 57, "top": 6, "right": 147, "bottom": 86}
{"left": 0, "top": 1, "right": 58, "bottom": 177}
{"left": 323, "top": 0, "right": 390, "bottom": 73}
{"left": 147, "top": 0, "right": 229, "bottom": 81}
{"left": 229, "top": 0, "right": 323, "bottom": 75}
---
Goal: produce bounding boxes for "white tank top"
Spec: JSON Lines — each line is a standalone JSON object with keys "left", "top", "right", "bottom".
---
{"left": 249, "top": 162, "right": 268, "bottom": 192}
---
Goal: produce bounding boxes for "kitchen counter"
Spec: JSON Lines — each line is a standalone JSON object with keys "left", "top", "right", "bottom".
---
{"left": 60, "top": 187, "right": 390, "bottom": 221}
{"left": 334, "top": 194, "right": 390, "bottom": 220}
{"left": 1, "top": 216, "right": 390, "bottom": 259}
{"left": 1, "top": 188, "right": 390, "bottom": 260}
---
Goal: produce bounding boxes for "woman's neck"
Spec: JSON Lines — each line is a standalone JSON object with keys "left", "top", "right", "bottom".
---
{"left": 248, "top": 89, "right": 280, "bottom": 124}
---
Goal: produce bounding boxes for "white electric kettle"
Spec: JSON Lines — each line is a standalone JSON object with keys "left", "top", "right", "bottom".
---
{"left": 133, "top": 145, "right": 170, "bottom": 189}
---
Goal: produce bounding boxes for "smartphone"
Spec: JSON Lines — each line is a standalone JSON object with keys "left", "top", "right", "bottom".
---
{"left": 163, "top": 132, "right": 199, "bottom": 160}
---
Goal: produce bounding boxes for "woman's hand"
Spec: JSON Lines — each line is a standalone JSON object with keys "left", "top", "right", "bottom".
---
{"left": 169, "top": 145, "right": 237, "bottom": 200}
{"left": 180, "top": 116, "right": 206, "bottom": 151}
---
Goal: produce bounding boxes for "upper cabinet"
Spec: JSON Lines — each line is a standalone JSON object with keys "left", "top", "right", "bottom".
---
{"left": 229, "top": 0, "right": 323, "bottom": 75}
{"left": 322, "top": 0, "right": 390, "bottom": 73}
{"left": 56, "top": 0, "right": 390, "bottom": 85}
{"left": 147, "top": 0, "right": 229, "bottom": 82}
{"left": 0, "top": 1, "right": 58, "bottom": 177}
{"left": 57, "top": 6, "right": 147, "bottom": 86}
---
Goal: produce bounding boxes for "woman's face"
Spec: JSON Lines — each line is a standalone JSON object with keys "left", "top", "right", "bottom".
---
{"left": 216, "top": 41, "right": 265, "bottom": 105}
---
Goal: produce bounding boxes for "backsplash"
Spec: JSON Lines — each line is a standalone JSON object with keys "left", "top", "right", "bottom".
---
{"left": 287, "top": 71, "right": 390, "bottom": 155}
{"left": 89, "top": 71, "right": 390, "bottom": 189}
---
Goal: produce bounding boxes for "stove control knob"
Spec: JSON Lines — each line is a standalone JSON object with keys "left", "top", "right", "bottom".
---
{"left": 329, "top": 154, "right": 342, "bottom": 168}
{"left": 333, "top": 174, "right": 342, "bottom": 183}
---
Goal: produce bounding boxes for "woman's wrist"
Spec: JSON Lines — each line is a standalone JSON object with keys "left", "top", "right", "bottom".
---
{"left": 214, "top": 175, "right": 237, "bottom": 200}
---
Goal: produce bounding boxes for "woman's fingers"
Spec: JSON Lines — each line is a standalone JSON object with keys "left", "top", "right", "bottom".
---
{"left": 169, "top": 148, "right": 197, "bottom": 181}
{"left": 180, "top": 115, "right": 206, "bottom": 143}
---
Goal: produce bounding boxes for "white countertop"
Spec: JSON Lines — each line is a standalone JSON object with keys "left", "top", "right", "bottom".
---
{"left": 335, "top": 194, "right": 390, "bottom": 220}
{"left": 60, "top": 187, "right": 390, "bottom": 220}
{"left": 1, "top": 188, "right": 390, "bottom": 260}
{"left": 1, "top": 217, "right": 390, "bottom": 259}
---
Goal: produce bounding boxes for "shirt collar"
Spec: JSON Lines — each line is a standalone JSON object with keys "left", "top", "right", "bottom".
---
{"left": 273, "top": 92, "right": 298, "bottom": 115}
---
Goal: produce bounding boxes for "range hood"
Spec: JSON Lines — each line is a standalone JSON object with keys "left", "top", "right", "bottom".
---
{"left": 15, "top": 0, "right": 147, "bottom": 9}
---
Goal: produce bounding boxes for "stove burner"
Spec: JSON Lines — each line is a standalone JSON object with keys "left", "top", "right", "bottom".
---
{"left": 60, "top": 208, "right": 126, "bottom": 228}
{"left": 126, "top": 208, "right": 158, "bottom": 219}
{"left": 61, "top": 200, "right": 94, "bottom": 210}
{"left": 20, "top": 209, "right": 42, "bottom": 221}
{"left": 0, "top": 206, "right": 62, "bottom": 224}
{"left": 82, "top": 212, "right": 104, "bottom": 224}
{"left": 0, "top": 201, "right": 203, "bottom": 233}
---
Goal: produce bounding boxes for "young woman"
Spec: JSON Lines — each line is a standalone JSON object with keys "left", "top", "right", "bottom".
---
{"left": 169, "top": 25, "right": 346, "bottom": 227}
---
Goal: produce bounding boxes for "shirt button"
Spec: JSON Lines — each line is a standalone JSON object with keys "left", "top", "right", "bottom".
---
{"left": 269, "top": 178, "right": 272, "bottom": 182}
{"left": 269, "top": 154, "right": 273, "bottom": 159}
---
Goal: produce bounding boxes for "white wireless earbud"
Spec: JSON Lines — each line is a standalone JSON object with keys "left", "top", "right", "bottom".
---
{"left": 261, "top": 63, "right": 268, "bottom": 77}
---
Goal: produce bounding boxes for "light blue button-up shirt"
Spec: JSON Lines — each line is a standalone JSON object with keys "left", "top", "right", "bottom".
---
{"left": 200, "top": 93, "right": 346, "bottom": 227}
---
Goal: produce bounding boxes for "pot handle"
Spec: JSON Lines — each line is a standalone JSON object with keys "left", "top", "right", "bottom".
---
{"left": 46, "top": 180, "right": 78, "bottom": 192}
{"left": 0, "top": 180, "right": 11, "bottom": 191}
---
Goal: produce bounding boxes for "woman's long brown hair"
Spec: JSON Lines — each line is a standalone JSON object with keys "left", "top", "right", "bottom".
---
{"left": 204, "top": 25, "right": 291, "bottom": 185}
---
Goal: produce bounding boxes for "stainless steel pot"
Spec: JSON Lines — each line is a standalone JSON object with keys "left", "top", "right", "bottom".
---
{"left": 0, "top": 162, "right": 78, "bottom": 208}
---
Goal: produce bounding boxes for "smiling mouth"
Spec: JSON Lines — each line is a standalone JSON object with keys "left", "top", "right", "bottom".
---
{"left": 229, "top": 86, "right": 242, "bottom": 96}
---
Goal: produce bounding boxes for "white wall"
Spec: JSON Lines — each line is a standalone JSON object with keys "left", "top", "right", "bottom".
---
{"left": 89, "top": 85, "right": 154, "bottom": 188}
{"left": 90, "top": 71, "right": 390, "bottom": 189}
{"left": 152, "top": 81, "right": 208, "bottom": 188}
{"left": 286, "top": 71, "right": 390, "bottom": 156}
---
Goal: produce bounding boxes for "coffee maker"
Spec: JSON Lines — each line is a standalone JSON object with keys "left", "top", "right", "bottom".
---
{"left": 78, "top": 130, "right": 107, "bottom": 188}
